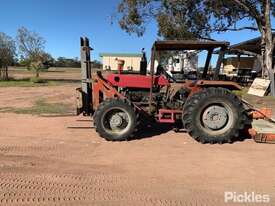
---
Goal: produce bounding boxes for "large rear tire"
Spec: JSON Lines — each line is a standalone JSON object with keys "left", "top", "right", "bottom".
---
{"left": 182, "top": 87, "right": 251, "bottom": 144}
{"left": 93, "top": 99, "right": 137, "bottom": 141}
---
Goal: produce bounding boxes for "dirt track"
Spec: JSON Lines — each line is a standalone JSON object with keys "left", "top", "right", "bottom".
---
{"left": 0, "top": 85, "right": 275, "bottom": 205}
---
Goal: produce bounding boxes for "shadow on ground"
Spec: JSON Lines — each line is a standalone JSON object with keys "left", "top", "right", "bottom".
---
{"left": 43, "top": 78, "right": 80, "bottom": 83}
{"left": 70, "top": 114, "right": 252, "bottom": 143}
{"left": 131, "top": 121, "right": 176, "bottom": 141}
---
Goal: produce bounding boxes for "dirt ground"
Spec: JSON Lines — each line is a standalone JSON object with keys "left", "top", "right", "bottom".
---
{"left": 0, "top": 71, "right": 275, "bottom": 205}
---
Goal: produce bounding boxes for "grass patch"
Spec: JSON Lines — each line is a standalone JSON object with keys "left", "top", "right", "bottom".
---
{"left": 233, "top": 88, "right": 249, "bottom": 97}
{"left": 233, "top": 87, "right": 275, "bottom": 100}
{"left": 0, "top": 78, "right": 59, "bottom": 87}
{"left": 29, "top": 77, "right": 47, "bottom": 83}
{"left": 0, "top": 99, "right": 72, "bottom": 115}
{"left": 263, "top": 95, "right": 275, "bottom": 100}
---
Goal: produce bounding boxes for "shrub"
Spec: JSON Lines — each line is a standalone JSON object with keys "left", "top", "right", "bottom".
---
{"left": 30, "top": 77, "right": 46, "bottom": 84}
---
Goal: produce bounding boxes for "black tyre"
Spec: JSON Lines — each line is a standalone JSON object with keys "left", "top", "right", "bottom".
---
{"left": 93, "top": 99, "right": 137, "bottom": 141}
{"left": 182, "top": 87, "right": 251, "bottom": 144}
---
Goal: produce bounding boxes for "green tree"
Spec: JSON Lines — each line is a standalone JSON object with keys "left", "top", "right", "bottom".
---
{"left": 0, "top": 32, "right": 16, "bottom": 80}
{"left": 117, "top": 0, "right": 275, "bottom": 92}
{"left": 92, "top": 60, "right": 103, "bottom": 69}
{"left": 54, "top": 57, "right": 81, "bottom": 67}
{"left": 17, "top": 27, "right": 47, "bottom": 78}
{"left": 41, "top": 52, "right": 55, "bottom": 68}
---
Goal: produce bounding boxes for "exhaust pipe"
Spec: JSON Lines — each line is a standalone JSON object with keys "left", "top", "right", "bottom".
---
{"left": 140, "top": 48, "right": 147, "bottom": 75}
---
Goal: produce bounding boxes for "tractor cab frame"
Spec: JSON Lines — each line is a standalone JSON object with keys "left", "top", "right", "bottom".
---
{"left": 149, "top": 40, "right": 229, "bottom": 80}
{"left": 148, "top": 40, "right": 232, "bottom": 113}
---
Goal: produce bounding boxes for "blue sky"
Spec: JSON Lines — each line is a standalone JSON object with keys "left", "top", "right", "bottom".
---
{"left": 0, "top": 0, "right": 266, "bottom": 63}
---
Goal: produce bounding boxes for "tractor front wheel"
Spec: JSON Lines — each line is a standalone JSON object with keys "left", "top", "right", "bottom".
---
{"left": 93, "top": 99, "right": 137, "bottom": 141}
{"left": 182, "top": 87, "right": 250, "bottom": 144}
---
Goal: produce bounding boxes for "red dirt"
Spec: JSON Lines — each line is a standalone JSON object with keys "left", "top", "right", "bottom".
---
{"left": 0, "top": 85, "right": 275, "bottom": 205}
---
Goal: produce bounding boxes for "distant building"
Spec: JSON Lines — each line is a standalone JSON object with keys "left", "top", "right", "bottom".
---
{"left": 222, "top": 57, "right": 261, "bottom": 78}
{"left": 222, "top": 34, "right": 275, "bottom": 79}
{"left": 100, "top": 53, "right": 142, "bottom": 71}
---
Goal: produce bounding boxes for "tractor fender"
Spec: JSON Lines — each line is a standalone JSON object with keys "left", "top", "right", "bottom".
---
{"left": 195, "top": 80, "right": 242, "bottom": 91}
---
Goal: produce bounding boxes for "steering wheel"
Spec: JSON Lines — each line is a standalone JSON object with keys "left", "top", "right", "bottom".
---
{"left": 156, "top": 65, "right": 176, "bottom": 82}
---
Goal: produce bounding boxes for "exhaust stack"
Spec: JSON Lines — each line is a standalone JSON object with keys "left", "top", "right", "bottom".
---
{"left": 140, "top": 48, "right": 147, "bottom": 75}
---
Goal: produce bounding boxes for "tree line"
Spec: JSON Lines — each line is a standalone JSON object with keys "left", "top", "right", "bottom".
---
{"left": 0, "top": 27, "right": 102, "bottom": 80}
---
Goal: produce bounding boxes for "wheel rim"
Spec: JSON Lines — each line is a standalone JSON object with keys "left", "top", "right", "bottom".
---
{"left": 101, "top": 107, "right": 132, "bottom": 136}
{"left": 200, "top": 103, "right": 234, "bottom": 135}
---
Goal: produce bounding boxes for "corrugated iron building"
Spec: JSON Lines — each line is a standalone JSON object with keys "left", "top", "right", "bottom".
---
{"left": 100, "top": 53, "right": 142, "bottom": 71}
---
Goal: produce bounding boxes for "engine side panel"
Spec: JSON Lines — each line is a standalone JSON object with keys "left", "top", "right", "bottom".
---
{"left": 106, "top": 74, "right": 169, "bottom": 89}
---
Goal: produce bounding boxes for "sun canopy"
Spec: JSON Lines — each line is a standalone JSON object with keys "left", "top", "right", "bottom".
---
{"left": 225, "top": 33, "right": 275, "bottom": 55}
{"left": 152, "top": 40, "right": 229, "bottom": 51}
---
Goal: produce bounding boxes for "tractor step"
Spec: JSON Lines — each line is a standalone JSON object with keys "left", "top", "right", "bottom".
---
{"left": 157, "top": 109, "right": 182, "bottom": 123}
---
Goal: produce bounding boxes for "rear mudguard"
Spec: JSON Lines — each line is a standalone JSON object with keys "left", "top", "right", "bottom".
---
{"left": 194, "top": 80, "right": 242, "bottom": 90}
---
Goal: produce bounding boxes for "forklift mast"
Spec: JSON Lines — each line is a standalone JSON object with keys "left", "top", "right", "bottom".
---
{"left": 80, "top": 37, "right": 92, "bottom": 116}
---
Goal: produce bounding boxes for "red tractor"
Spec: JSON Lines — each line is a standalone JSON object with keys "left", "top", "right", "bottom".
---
{"left": 77, "top": 37, "right": 254, "bottom": 144}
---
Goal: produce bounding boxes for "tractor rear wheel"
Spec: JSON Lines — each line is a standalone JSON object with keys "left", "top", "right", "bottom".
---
{"left": 93, "top": 99, "right": 137, "bottom": 141}
{"left": 182, "top": 87, "right": 250, "bottom": 144}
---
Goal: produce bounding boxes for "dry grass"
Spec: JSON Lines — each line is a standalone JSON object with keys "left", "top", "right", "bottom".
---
{"left": 0, "top": 99, "right": 72, "bottom": 115}
{"left": 9, "top": 67, "right": 80, "bottom": 80}
{"left": 0, "top": 67, "right": 79, "bottom": 115}
{"left": 0, "top": 78, "right": 60, "bottom": 87}
{"left": 1, "top": 67, "right": 81, "bottom": 87}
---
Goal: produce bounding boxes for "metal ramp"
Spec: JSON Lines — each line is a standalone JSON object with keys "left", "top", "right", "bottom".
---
{"left": 252, "top": 119, "right": 275, "bottom": 143}
{"left": 253, "top": 119, "right": 275, "bottom": 133}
